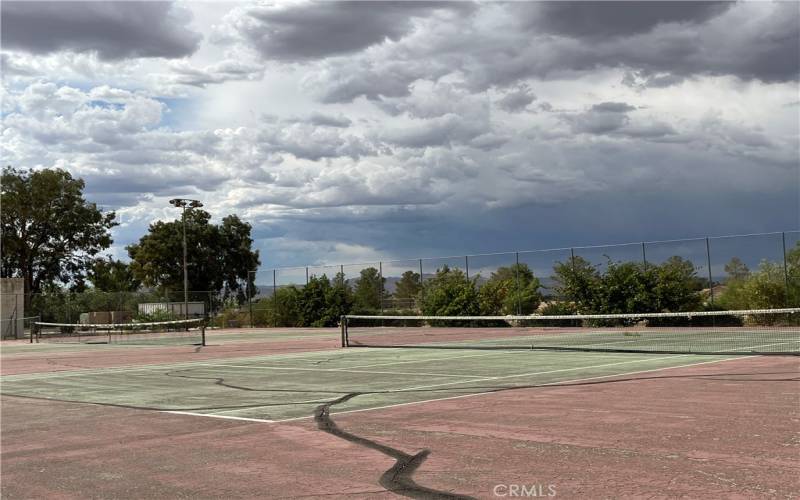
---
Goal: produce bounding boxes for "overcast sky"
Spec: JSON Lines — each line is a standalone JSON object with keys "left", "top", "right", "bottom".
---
{"left": 2, "top": 1, "right": 798, "bottom": 279}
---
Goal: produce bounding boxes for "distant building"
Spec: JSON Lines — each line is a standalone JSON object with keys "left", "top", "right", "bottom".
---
{"left": 138, "top": 302, "right": 205, "bottom": 318}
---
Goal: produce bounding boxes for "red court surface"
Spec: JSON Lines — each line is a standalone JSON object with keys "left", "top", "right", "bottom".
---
{"left": 2, "top": 350, "right": 798, "bottom": 499}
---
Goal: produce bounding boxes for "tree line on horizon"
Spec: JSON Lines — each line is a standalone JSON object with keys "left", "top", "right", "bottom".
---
{"left": 1, "top": 166, "right": 259, "bottom": 319}
{"left": 253, "top": 248, "right": 800, "bottom": 327}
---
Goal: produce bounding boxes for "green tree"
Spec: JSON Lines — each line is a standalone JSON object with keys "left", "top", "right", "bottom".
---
{"left": 597, "top": 261, "right": 655, "bottom": 314}
{"left": 724, "top": 257, "right": 750, "bottom": 282}
{"left": 418, "top": 266, "right": 479, "bottom": 316}
{"left": 719, "top": 260, "right": 787, "bottom": 310}
{"left": 262, "top": 286, "right": 301, "bottom": 327}
{"left": 89, "top": 257, "right": 140, "bottom": 292}
{"left": 298, "top": 274, "right": 334, "bottom": 326}
{"left": 788, "top": 243, "right": 800, "bottom": 307}
{"left": 478, "top": 263, "right": 542, "bottom": 315}
{"left": 650, "top": 256, "right": 703, "bottom": 312}
{"left": 551, "top": 256, "right": 602, "bottom": 313}
{"left": 352, "top": 267, "right": 386, "bottom": 312}
{"left": 551, "top": 255, "right": 702, "bottom": 315}
{"left": 324, "top": 272, "right": 353, "bottom": 323}
{"left": 394, "top": 270, "right": 422, "bottom": 303}
{"left": 127, "top": 210, "right": 259, "bottom": 301}
{"left": 1, "top": 167, "right": 117, "bottom": 307}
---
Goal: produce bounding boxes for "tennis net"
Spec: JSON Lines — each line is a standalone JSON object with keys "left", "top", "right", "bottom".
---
{"left": 342, "top": 308, "right": 800, "bottom": 355}
{"left": 33, "top": 318, "right": 205, "bottom": 346}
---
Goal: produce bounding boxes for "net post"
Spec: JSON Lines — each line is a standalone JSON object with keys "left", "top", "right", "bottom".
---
{"left": 30, "top": 322, "right": 36, "bottom": 343}
{"left": 201, "top": 322, "right": 206, "bottom": 346}
{"left": 340, "top": 315, "right": 346, "bottom": 347}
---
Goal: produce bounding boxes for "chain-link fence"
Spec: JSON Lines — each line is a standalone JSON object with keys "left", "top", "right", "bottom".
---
{"left": 2, "top": 231, "right": 797, "bottom": 335}
{"left": 0, "top": 289, "right": 240, "bottom": 340}
{"left": 249, "top": 231, "right": 800, "bottom": 327}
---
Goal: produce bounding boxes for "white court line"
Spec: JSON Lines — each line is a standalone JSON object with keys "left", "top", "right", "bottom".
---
{"left": 269, "top": 355, "right": 775, "bottom": 423}
{"left": 198, "top": 362, "right": 493, "bottom": 379}
{"left": 165, "top": 411, "right": 275, "bottom": 423}
{"left": 203, "top": 353, "right": 698, "bottom": 416}
{"left": 198, "top": 339, "right": 795, "bottom": 419}
{"left": 170, "top": 355, "right": 761, "bottom": 424}
{"left": 346, "top": 350, "right": 525, "bottom": 369}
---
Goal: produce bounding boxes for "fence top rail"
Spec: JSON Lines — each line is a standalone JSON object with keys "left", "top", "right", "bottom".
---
{"left": 257, "top": 229, "right": 800, "bottom": 274}
{"left": 344, "top": 308, "right": 800, "bottom": 322}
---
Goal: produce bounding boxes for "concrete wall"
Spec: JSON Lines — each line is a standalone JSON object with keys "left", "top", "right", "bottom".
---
{"left": 1, "top": 278, "right": 25, "bottom": 339}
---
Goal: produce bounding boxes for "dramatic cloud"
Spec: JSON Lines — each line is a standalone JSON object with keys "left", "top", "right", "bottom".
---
{"left": 220, "top": 1, "right": 469, "bottom": 61}
{"left": 496, "top": 84, "right": 537, "bottom": 112}
{"left": 1, "top": 1, "right": 201, "bottom": 60}
{"left": 532, "top": 1, "right": 732, "bottom": 39}
{"left": 1, "top": 1, "right": 797, "bottom": 269}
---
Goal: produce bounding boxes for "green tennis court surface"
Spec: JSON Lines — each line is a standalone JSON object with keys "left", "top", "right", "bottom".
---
{"left": 1, "top": 346, "right": 740, "bottom": 422}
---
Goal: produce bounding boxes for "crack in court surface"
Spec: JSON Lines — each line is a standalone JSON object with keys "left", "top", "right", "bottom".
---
{"left": 314, "top": 392, "right": 475, "bottom": 500}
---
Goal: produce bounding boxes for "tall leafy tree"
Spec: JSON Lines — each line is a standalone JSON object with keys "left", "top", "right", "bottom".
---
{"left": 1, "top": 167, "right": 117, "bottom": 306}
{"left": 650, "top": 256, "right": 703, "bottom": 312}
{"left": 325, "top": 272, "right": 353, "bottom": 322}
{"left": 127, "top": 210, "right": 259, "bottom": 300}
{"left": 352, "top": 267, "right": 387, "bottom": 312}
{"left": 419, "top": 266, "right": 479, "bottom": 316}
{"left": 394, "top": 270, "right": 422, "bottom": 302}
{"left": 724, "top": 257, "right": 750, "bottom": 282}
{"left": 89, "top": 257, "right": 140, "bottom": 292}
{"left": 719, "top": 243, "right": 800, "bottom": 309}
{"left": 298, "top": 274, "right": 330, "bottom": 326}
{"left": 478, "top": 263, "right": 542, "bottom": 315}
{"left": 551, "top": 256, "right": 602, "bottom": 313}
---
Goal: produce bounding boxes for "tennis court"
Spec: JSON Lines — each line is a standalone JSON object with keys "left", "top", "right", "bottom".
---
{"left": 2, "top": 326, "right": 799, "bottom": 498}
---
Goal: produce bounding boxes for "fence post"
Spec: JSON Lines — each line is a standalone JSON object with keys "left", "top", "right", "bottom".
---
{"left": 272, "top": 269, "right": 277, "bottom": 304}
{"left": 14, "top": 293, "right": 19, "bottom": 339}
{"left": 641, "top": 242, "right": 648, "bottom": 272}
{"left": 305, "top": 267, "right": 309, "bottom": 285}
{"left": 248, "top": 272, "right": 254, "bottom": 328}
{"left": 418, "top": 259, "right": 424, "bottom": 312}
{"left": 570, "top": 248, "right": 576, "bottom": 275}
{"left": 783, "top": 232, "right": 790, "bottom": 306}
{"left": 465, "top": 256, "right": 469, "bottom": 279}
{"left": 706, "top": 237, "right": 714, "bottom": 305}
{"left": 379, "top": 262, "right": 384, "bottom": 313}
{"left": 515, "top": 252, "right": 521, "bottom": 315}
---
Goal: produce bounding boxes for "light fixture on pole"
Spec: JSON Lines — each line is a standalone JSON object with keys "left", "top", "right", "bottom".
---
{"left": 169, "top": 198, "right": 203, "bottom": 319}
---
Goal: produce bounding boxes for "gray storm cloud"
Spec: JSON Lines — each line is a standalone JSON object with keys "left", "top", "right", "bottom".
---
{"left": 1, "top": 1, "right": 201, "bottom": 60}
{"left": 1, "top": 1, "right": 797, "bottom": 266}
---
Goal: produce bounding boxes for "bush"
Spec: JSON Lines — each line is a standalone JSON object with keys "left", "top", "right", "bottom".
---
{"left": 417, "top": 266, "right": 478, "bottom": 325}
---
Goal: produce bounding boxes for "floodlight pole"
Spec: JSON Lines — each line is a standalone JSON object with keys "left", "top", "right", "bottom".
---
{"left": 182, "top": 205, "right": 188, "bottom": 319}
{"left": 170, "top": 198, "right": 203, "bottom": 320}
